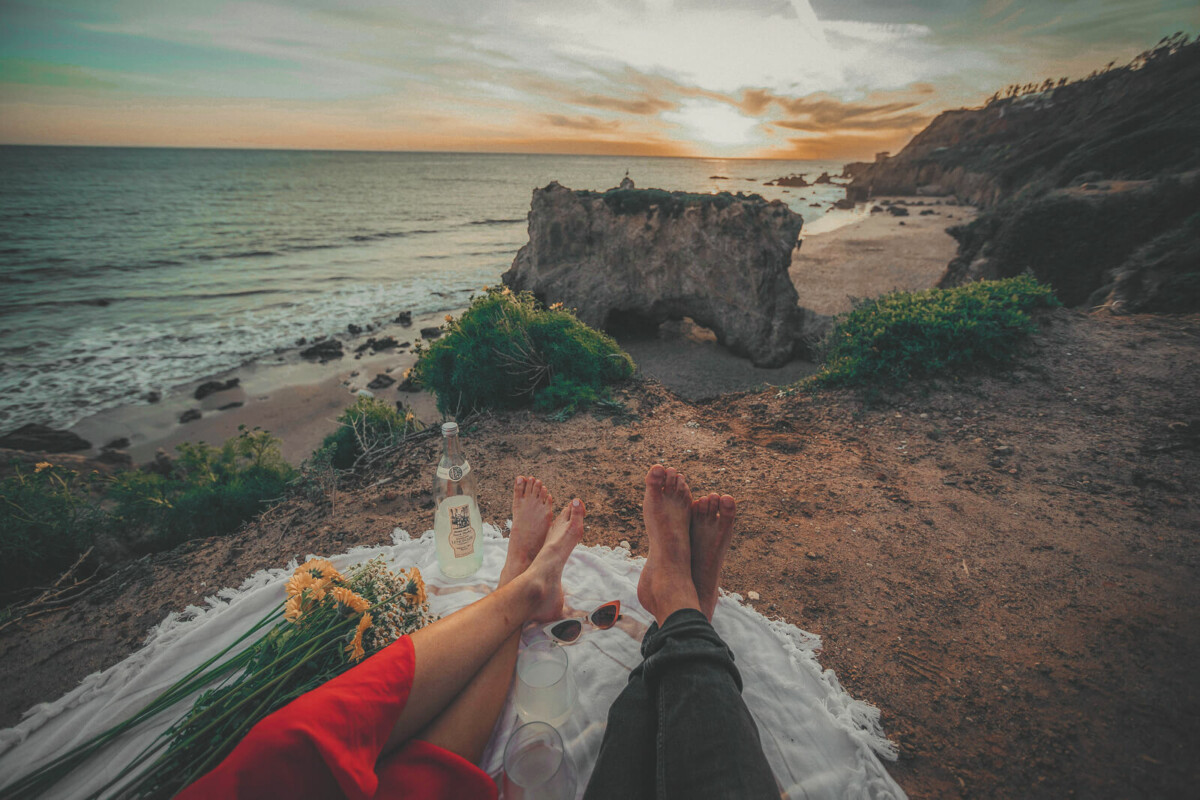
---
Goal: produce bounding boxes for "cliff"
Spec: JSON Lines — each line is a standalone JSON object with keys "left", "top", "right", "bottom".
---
{"left": 502, "top": 183, "right": 827, "bottom": 367}
{"left": 847, "top": 35, "right": 1200, "bottom": 311}
{"left": 847, "top": 35, "right": 1200, "bottom": 208}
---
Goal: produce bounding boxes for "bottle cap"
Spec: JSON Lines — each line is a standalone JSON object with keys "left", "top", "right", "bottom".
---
{"left": 441, "top": 421, "right": 459, "bottom": 436}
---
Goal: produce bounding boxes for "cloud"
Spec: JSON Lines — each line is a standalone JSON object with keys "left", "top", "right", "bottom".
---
{"left": 542, "top": 114, "right": 624, "bottom": 132}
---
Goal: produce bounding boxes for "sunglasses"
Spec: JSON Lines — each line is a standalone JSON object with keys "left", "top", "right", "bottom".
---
{"left": 542, "top": 601, "right": 622, "bottom": 644}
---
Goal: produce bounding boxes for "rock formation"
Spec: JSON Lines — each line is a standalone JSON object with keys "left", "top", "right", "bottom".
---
{"left": 0, "top": 424, "right": 91, "bottom": 453}
{"left": 502, "top": 182, "right": 827, "bottom": 367}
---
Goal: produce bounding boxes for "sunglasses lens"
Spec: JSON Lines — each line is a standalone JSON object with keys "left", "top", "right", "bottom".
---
{"left": 591, "top": 603, "right": 618, "bottom": 628}
{"left": 550, "top": 620, "right": 582, "bottom": 643}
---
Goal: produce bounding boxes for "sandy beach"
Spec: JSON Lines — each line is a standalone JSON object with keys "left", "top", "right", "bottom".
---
{"left": 67, "top": 311, "right": 448, "bottom": 466}
{"left": 64, "top": 199, "right": 972, "bottom": 459}
{"left": 791, "top": 198, "right": 975, "bottom": 316}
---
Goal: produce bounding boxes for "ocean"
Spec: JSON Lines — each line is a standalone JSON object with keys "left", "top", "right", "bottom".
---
{"left": 0, "top": 147, "right": 849, "bottom": 432}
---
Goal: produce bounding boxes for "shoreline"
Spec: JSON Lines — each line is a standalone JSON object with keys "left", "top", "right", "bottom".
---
{"left": 67, "top": 310, "right": 451, "bottom": 466}
{"left": 61, "top": 196, "right": 971, "bottom": 462}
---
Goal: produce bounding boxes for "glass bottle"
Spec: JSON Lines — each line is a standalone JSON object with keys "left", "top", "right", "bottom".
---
{"left": 433, "top": 421, "right": 483, "bottom": 578}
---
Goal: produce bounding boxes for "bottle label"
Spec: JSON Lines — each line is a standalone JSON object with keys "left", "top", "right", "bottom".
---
{"left": 439, "top": 496, "right": 477, "bottom": 558}
{"left": 436, "top": 460, "right": 471, "bottom": 482}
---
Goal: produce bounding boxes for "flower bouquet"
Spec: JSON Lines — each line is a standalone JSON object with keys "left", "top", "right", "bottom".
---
{"left": 7, "top": 556, "right": 436, "bottom": 799}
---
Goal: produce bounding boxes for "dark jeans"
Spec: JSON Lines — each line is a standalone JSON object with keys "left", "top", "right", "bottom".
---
{"left": 583, "top": 609, "right": 778, "bottom": 800}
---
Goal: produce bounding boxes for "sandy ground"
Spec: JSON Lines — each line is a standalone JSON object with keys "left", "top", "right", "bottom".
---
{"left": 791, "top": 199, "right": 975, "bottom": 316}
{"left": 7, "top": 203, "right": 1198, "bottom": 798}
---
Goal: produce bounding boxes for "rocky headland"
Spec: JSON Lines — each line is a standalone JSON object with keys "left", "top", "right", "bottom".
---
{"left": 843, "top": 35, "right": 1200, "bottom": 313}
{"left": 502, "top": 181, "right": 829, "bottom": 367}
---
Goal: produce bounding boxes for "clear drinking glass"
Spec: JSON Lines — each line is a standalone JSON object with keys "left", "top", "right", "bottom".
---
{"left": 514, "top": 641, "right": 573, "bottom": 725}
{"left": 502, "top": 721, "right": 576, "bottom": 800}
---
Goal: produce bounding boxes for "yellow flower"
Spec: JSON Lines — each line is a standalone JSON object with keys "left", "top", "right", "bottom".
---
{"left": 284, "top": 594, "right": 303, "bottom": 622}
{"left": 345, "top": 613, "right": 371, "bottom": 662}
{"left": 302, "top": 558, "right": 344, "bottom": 583}
{"left": 330, "top": 586, "right": 370, "bottom": 614}
{"left": 34, "top": 462, "right": 53, "bottom": 473}
{"left": 404, "top": 567, "right": 427, "bottom": 606}
{"left": 444, "top": 314, "right": 453, "bottom": 323}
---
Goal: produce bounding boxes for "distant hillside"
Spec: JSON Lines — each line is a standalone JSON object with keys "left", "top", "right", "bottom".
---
{"left": 844, "top": 34, "right": 1200, "bottom": 313}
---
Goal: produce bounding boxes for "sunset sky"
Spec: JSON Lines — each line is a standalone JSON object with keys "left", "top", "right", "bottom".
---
{"left": 1, "top": 1, "right": 1197, "bottom": 160}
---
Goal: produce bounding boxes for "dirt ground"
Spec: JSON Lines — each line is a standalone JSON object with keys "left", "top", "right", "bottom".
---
{"left": 3, "top": 307, "right": 1197, "bottom": 799}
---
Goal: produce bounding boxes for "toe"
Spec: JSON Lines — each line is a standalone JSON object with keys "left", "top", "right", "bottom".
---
{"left": 719, "top": 495, "right": 737, "bottom": 517}
{"left": 515, "top": 476, "right": 526, "bottom": 498}
{"left": 664, "top": 467, "right": 678, "bottom": 493}
{"left": 646, "top": 464, "right": 667, "bottom": 489}
{"left": 707, "top": 493, "right": 721, "bottom": 518}
{"left": 693, "top": 497, "right": 708, "bottom": 515}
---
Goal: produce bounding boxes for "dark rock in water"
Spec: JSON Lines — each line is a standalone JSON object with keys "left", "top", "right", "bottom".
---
{"left": 194, "top": 378, "right": 240, "bottom": 400}
{"left": 300, "top": 339, "right": 344, "bottom": 360}
{"left": 103, "top": 437, "right": 131, "bottom": 450}
{"left": 399, "top": 341, "right": 411, "bottom": 348}
{"left": 920, "top": 209, "right": 937, "bottom": 215}
{"left": 501, "top": 182, "right": 828, "bottom": 366}
{"left": 145, "top": 391, "right": 162, "bottom": 404}
{"left": 814, "top": 172, "right": 833, "bottom": 184}
{"left": 394, "top": 311, "right": 413, "bottom": 326}
{"left": 898, "top": 221, "right": 906, "bottom": 225}
{"left": 887, "top": 205, "right": 910, "bottom": 216}
{"left": 833, "top": 198, "right": 856, "bottom": 210}
{"left": 367, "top": 373, "right": 396, "bottom": 390}
{"left": 419, "top": 327, "right": 443, "bottom": 340}
{"left": 217, "top": 401, "right": 244, "bottom": 411}
{"left": 97, "top": 449, "right": 132, "bottom": 466}
{"left": 871, "top": 205, "right": 885, "bottom": 213}
{"left": 347, "top": 323, "right": 363, "bottom": 335}
{"left": 179, "top": 409, "right": 202, "bottom": 423}
{"left": 709, "top": 175, "right": 729, "bottom": 180}
{"left": 0, "top": 424, "right": 92, "bottom": 453}
{"left": 397, "top": 371, "right": 420, "bottom": 392}
{"left": 296, "top": 337, "right": 307, "bottom": 346}
{"left": 766, "top": 174, "right": 808, "bottom": 187}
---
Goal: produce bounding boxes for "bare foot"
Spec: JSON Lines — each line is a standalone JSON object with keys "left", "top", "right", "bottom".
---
{"left": 637, "top": 465, "right": 701, "bottom": 625}
{"left": 690, "top": 492, "right": 737, "bottom": 621}
{"left": 501, "top": 476, "right": 555, "bottom": 585}
{"left": 524, "top": 498, "right": 586, "bottom": 622}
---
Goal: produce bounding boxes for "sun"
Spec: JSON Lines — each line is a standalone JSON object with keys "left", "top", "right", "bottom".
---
{"left": 663, "top": 100, "right": 760, "bottom": 153}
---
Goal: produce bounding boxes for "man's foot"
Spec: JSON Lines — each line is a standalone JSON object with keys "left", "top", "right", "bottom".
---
{"left": 501, "top": 476, "right": 555, "bottom": 585}
{"left": 525, "top": 499, "right": 586, "bottom": 622}
{"left": 637, "top": 465, "right": 701, "bottom": 625}
{"left": 690, "top": 492, "right": 737, "bottom": 621}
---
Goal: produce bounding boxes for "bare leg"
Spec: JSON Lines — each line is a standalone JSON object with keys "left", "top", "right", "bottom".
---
{"left": 636, "top": 465, "right": 700, "bottom": 626}
{"left": 384, "top": 489, "right": 583, "bottom": 755}
{"left": 409, "top": 477, "right": 556, "bottom": 763}
{"left": 690, "top": 493, "right": 737, "bottom": 621}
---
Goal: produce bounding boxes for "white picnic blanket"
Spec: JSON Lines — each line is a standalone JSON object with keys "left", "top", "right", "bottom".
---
{"left": 0, "top": 524, "right": 906, "bottom": 799}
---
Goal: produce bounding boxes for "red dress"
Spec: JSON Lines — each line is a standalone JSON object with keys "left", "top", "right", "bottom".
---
{"left": 178, "top": 636, "right": 497, "bottom": 800}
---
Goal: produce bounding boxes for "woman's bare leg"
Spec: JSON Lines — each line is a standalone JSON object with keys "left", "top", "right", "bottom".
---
{"left": 384, "top": 489, "right": 584, "bottom": 755}
{"left": 410, "top": 477, "right": 558, "bottom": 762}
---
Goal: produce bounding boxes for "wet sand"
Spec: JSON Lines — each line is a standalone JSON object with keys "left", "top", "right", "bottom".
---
{"left": 68, "top": 313, "right": 448, "bottom": 465}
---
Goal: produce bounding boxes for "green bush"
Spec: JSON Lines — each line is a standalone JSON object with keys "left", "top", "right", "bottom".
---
{"left": 813, "top": 276, "right": 1059, "bottom": 388}
{"left": 110, "top": 427, "right": 295, "bottom": 550}
{"left": 413, "top": 288, "right": 635, "bottom": 415}
{"left": 315, "top": 396, "right": 423, "bottom": 470}
{"left": 0, "top": 462, "right": 105, "bottom": 592}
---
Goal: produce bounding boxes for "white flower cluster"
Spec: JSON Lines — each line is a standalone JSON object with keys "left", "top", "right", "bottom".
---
{"left": 348, "top": 556, "right": 439, "bottom": 652}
